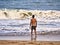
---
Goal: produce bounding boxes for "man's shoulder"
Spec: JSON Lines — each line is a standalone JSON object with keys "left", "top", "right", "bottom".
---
{"left": 34, "top": 18, "right": 36, "bottom": 20}
{"left": 31, "top": 18, "right": 37, "bottom": 20}
{"left": 34, "top": 18, "right": 37, "bottom": 20}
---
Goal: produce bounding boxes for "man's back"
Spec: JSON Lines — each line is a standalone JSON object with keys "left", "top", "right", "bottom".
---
{"left": 31, "top": 18, "right": 37, "bottom": 26}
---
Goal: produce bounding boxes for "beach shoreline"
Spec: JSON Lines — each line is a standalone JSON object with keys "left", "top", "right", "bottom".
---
{"left": 0, "top": 40, "right": 60, "bottom": 45}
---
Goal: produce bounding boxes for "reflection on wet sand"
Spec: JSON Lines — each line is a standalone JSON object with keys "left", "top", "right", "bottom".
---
{"left": 31, "top": 34, "right": 37, "bottom": 41}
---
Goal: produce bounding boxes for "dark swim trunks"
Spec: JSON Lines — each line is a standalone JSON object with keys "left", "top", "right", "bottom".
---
{"left": 31, "top": 26, "right": 36, "bottom": 30}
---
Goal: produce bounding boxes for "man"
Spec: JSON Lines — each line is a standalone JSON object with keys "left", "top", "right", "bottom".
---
{"left": 30, "top": 15, "right": 37, "bottom": 35}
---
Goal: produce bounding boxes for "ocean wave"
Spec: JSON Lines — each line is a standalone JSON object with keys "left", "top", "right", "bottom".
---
{"left": 0, "top": 9, "right": 60, "bottom": 20}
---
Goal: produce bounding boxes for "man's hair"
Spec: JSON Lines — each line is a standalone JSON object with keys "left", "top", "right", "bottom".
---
{"left": 32, "top": 15, "right": 35, "bottom": 18}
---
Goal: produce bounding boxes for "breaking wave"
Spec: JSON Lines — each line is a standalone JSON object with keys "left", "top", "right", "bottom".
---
{"left": 0, "top": 9, "right": 60, "bottom": 20}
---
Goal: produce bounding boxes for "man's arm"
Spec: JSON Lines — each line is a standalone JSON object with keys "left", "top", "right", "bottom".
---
{"left": 36, "top": 19, "right": 37, "bottom": 27}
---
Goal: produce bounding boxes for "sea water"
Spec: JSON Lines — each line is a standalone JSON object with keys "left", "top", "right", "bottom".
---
{"left": 0, "top": 0, "right": 60, "bottom": 10}
{"left": 0, "top": 0, "right": 60, "bottom": 41}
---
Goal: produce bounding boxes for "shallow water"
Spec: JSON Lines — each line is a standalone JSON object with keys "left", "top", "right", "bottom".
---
{"left": 0, "top": 18, "right": 60, "bottom": 41}
{"left": 0, "top": 0, "right": 60, "bottom": 41}
{"left": 0, "top": 34, "right": 60, "bottom": 41}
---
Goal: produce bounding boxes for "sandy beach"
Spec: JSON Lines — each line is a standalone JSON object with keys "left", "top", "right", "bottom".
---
{"left": 0, "top": 40, "right": 60, "bottom": 45}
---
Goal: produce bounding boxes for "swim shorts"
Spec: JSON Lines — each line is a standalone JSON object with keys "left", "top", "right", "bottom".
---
{"left": 31, "top": 26, "right": 36, "bottom": 30}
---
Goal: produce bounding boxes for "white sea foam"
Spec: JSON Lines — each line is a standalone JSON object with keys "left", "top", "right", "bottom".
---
{"left": 0, "top": 9, "right": 60, "bottom": 35}
{"left": 0, "top": 9, "right": 60, "bottom": 20}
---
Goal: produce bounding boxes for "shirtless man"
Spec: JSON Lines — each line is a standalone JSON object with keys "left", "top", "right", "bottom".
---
{"left": 30, "top": 15, "right": 37, "bottom": 35}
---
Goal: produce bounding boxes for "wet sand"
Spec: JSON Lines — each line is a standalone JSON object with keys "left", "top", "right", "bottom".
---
{"left": 0, "top": 34, "right": 60, "bottom": 45}
{"left": 0, "top": 40, "right": 60, "bottom": 45}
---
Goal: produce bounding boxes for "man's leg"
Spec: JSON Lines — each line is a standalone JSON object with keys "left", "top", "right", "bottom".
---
{"left": 34, "top": 29, "right": 36, "bottom": 35}
{"left": 31, "top": 26, "right": 33, "bottom": 40}
{"left": 34, "top": 26, "right": 37, "bottom": 40}
{"left": 31, "top": 26, "right": 33, "bottom": 35}
{"left": 34, "top": 29, "right": 37, "bottom": 41}
{"left": 31, "top": 29, "right": 33, "bottom": 35}
{"left": 31, "top": 30, "right": 33, "bottom": 41}
{"left": 34, "top": 26, "right": 36, "bottom": 35}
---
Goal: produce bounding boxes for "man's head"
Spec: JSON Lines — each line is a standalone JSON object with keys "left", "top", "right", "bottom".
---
{"left": 32, "top": 15, "right": 35, "bottom": 18}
